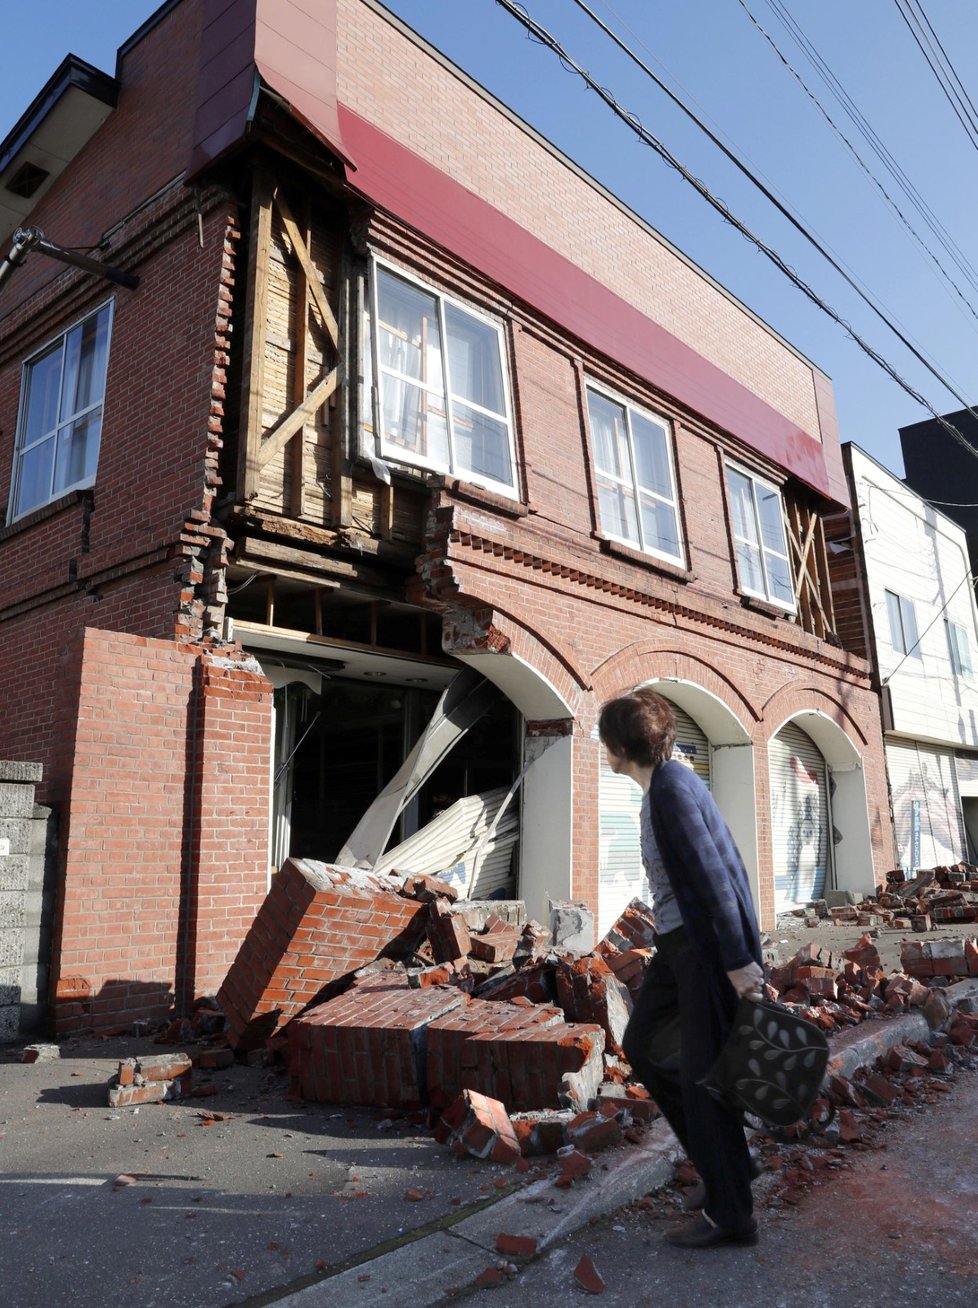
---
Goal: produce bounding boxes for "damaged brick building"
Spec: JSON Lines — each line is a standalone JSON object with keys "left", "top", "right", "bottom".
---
{"left": 0, "top": 0, "right": 893, "bottom": 1036}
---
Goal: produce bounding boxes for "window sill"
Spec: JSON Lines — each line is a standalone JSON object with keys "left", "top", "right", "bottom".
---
{"left": 738, "top": 592, "right": 795, "bottom": 620}
{"left": 427, "top": 473, "right": 529, "bottom": 519}
{"left": 0, "top": 489, "right": 91, "bottom": 542}
{"left": 598, "top": 536, "right": 693, "bottom": 583}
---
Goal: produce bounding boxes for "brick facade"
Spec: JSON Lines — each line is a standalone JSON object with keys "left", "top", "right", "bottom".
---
{"left": 0, "top": 0, "right": 892, "bottom": 1032}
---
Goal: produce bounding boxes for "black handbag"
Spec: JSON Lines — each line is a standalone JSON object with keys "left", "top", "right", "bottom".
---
{"left": 699, "top": 996, "right": 830, "bottom": 1127}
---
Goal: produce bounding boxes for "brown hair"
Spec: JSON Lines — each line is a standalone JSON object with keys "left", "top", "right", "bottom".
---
{"left": 598, "top": 688, "right": 677, "bottom": 767}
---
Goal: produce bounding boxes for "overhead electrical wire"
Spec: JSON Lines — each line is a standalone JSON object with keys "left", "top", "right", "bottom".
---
{"left": 493, "top": 0, "right": 978, "bottom": 459}
{"left": 760, "top": 0, "right": 978, "bottom": 302}
{"left": 739, "top": 0, "right": 978, "bottom": 332}
{"left": 893, "top": 0, "right": 978, "bottom": 151}
{"left": 577, "top": 0, "right": 978, "bottom": 406}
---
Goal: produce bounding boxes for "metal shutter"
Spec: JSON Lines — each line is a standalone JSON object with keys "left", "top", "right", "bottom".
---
{"left": 597, "top": 705, "right": 711, "bottom": 936}
{"left": 887, "top": 741, "right": 965, "bottom": 871}
{"left": 672, "top": 705, "right": 711, "bottom": 788}
{"left": 770, "top": 722, "right": 831, "bottom": 909}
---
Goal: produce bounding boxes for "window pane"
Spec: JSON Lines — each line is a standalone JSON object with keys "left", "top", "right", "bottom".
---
{"left": 735, "top": 539, "right": 765, "bottom": 594}
{"left": 756, "top": 483, "right": 787, "bottom": 553}
{"left": 379, "top": 377, "right": 450, "bottom": 465}
{"left": 444, "top": 305, "right": 505, "bottom": 415}
{"left": 23, "top": 345, "right": 63, "bottom": 445}
{"left": 376, "top": 271, "right": 444, "bottom": 392}
{"left": 451, "top": 402, "right": 512, "bottom": 484}
{"left": 639, "top": 492, "right": 681, "bottom": 559}
{"left": 727, "top": 469, "right": 758, "bottom": 545}
{"left": 61, "top": 308, "right": 111, "bottom": 420}
{"left": 13, "top": 437, "right": 54, "bottom": 516}
{"left": 901, "top": 597, "right": 919, "bottom": 655}
{"left": 631, "top": 412, "right": 673, "bottom": 499}
{"left": 588, "top": 391, "right": 631, "bottom": 481}
{"left": 886, "top": 591, "right": 905, "bottom": 652}
{"left": 597, "top": 475, "right": 639, "bottom": 544}
{"left": 53, "top": 410, "right": 102, "bottom": 494}
{"left": 765, "top": 549, "right": 795, "bottom": 606}
{"left": 959, "top": 629, "right": 972, "bottom": 675}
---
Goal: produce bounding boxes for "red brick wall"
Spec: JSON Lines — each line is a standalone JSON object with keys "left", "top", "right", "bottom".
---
{"left": 50, "top": 627, "right": 271, "bottom": 1034}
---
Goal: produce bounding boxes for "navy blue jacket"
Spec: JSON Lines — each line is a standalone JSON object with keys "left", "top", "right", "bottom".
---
{"left": 648, "top": 760, "right": 762, "bottom": 998}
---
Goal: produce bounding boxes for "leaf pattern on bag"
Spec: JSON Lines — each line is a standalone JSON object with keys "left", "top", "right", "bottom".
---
{"left": 704, "top": 998, "right": 830, "bottom": 1127}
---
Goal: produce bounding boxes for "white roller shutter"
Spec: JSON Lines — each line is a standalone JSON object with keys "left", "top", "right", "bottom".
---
{"left": 597, "top": 705, "right": 711, "bottom": 936}
{"left": 672, "top": 705, "right": 711, "bottom": 788}
{"left": 770, "top": 722, "right": 831, "bottom": 909}
{"left": 887, "top": 741, "right": 965, "bottom": 871}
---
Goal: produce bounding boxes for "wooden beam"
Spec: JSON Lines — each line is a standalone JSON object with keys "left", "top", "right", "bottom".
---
{"left": 274, "top": 188, "right": 340, "bottom": 347}
{"left": 238, "top": 173, "right": 274, "bottom": 501}
{"left": 235, "top": 533, "right": 402, "bottom": 589}
{"left": 256, "top": 367, "right": 339, "bottom": 471}
{"left": 290, "top": 195, "right": 311, "bottom": 518}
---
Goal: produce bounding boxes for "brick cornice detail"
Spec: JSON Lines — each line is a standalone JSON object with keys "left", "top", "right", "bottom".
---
{"left": 447, "top": 527, "right": 867, "bottom": 679}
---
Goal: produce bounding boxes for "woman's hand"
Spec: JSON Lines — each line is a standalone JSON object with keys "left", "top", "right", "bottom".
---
{"left": 726, "top": 961, "right": 765, "bottom": 999}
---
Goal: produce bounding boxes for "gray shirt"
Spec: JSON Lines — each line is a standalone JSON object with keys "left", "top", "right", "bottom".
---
{"left": 641, "top": 788, "right": 683, "bottom": 934}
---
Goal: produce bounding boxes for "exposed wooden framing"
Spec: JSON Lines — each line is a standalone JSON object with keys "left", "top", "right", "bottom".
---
{"left": 265, "top": 576, "right": 276, "bottom": 627}
{"left": 236, "top": 534, "right": 400, "bottom": 590}
{"left": 787, "top": 500, "right": 835, "bottom": 640}
{"left": 289, "top": 196, "right": 310, "bottom": 518}
{"left": 275, "top": 188, "right": 340, "bottom": 347}
{"left": 255, "top": 366, "right": 339, "bottom": 471}
{"left": 239, "top": 172, "right": 274, "bottom": 501}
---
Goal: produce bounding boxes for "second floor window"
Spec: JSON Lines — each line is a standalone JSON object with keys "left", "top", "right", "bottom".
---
{"left": 885, "top": 589, "right": 920, "bottom": 658}
{"left": 947, "top": 619, "right": 972, "bottom": 675}
{"left": 372, "top": 262, "right": 516, "bottom": 496}
{"left": 586, "top": 385, "right": 683, "bottom": 566}
{"left": 725, "top": 464, "right": 794, "bottom": 609}
{"left": 9, "top": 301, "right": 113, "bottom": 521}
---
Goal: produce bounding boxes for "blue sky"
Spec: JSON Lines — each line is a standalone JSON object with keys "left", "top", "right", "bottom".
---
{"left": 3, "top": 0, "right": 977, "bottom": 479}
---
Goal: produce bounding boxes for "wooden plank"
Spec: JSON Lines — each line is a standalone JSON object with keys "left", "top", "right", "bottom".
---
{"left": 290, "top": 196, "right": 310, "bottom": 518}
{"left": 236, "top": 533, "right": 400, "bottom": 588}
{"left": 239, "top": 173, "right": 274, "bottom": 500}
{"left": 274, "top": 188, "right": 340, "bottom": 347}
{"left": 256, "top": 367, "right": 339, "bottom": 471}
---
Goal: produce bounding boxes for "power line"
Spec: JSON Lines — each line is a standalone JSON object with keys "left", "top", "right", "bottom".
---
{"left": 739, "top": 0, "right": 978, "bottom": 333}
{"left": 571, "top": 0, "right": 978, "bottom": 416}
{"left": 494, "top": 0, "right": 978, "bottom": 461}
{"left": 762, "top": 0, "right": 978, "bottom": 302}
{"left": 893, "top": 0, "right": 978, "bottom": 151}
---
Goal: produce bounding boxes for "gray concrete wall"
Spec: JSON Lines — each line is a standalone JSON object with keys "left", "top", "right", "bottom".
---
{"left": 0, "top": 761, "right": 43, "bottom": 1042}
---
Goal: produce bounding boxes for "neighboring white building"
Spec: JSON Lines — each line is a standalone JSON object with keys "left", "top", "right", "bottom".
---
{"left": 841, "top": 444, "right": 978, "bottom": 871}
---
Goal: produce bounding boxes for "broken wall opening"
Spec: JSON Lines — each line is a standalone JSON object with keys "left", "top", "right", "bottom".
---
{"left": 261, "top": 655, "right": 522, "bottom": 892}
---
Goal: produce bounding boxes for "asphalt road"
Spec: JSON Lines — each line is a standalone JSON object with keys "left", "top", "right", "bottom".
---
{"left": 0, "top": 1035, "right": 518, "bottom": 1308}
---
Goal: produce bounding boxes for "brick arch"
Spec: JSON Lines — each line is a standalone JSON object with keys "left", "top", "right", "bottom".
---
{"left": 590, "top": 642, "right": 759, "bottom": 731}
{"left": 759, "top": 682, "right": 870, "bottom": 751}
{"left": 440, "top": 602, "right": 588, "bottom": 722}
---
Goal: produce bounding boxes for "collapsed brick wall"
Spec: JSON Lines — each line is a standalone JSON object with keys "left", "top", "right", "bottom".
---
{"left": 218, "top": 859, "right": 429, "bottom": 1049}
{"left": 51, "top": 628, "right": 271, "bottom": 1035}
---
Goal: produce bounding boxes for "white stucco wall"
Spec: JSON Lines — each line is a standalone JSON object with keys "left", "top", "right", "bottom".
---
{"left": 850, "top": 445, "right": 978, "bottom": 751}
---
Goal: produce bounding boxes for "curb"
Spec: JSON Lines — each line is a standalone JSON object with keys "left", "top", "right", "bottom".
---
{"left": 256, "top": 985, "right": 978, "bottom": 1306}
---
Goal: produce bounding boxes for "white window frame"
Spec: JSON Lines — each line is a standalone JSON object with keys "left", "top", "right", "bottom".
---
{"left": 885, "top": 589, "right": 921, "bottom": 658}
{"left": 946, "top": 618, "right": 972, "bottom": 676}
{"left": 724, "top": 461, "right": 795, "bottom": 611}
{"left": 585, "top": 380, "right": 685, "bottom": 568}
{"left": 369, "top": 257, "right": 519, "bottom": 499}
{"left": 8, "top": 299, "right": 114, "bottom": 523}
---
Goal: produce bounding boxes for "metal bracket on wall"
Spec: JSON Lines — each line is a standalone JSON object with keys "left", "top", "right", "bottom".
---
{"left": 0, "top": 226, "right": 140, "bottom": 294}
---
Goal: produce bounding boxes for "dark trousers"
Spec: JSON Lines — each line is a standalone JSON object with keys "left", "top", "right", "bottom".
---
{"left": 622, "top": 925, "right": 754, "bottom": 1230}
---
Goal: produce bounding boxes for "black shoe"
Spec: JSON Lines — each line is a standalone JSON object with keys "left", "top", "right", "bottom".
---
{"left": 665, "top": 1215, "right": 759, "bottom": 1249}
{"left": 682, "top": 1154, "right": 762, "bottom": 1211}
